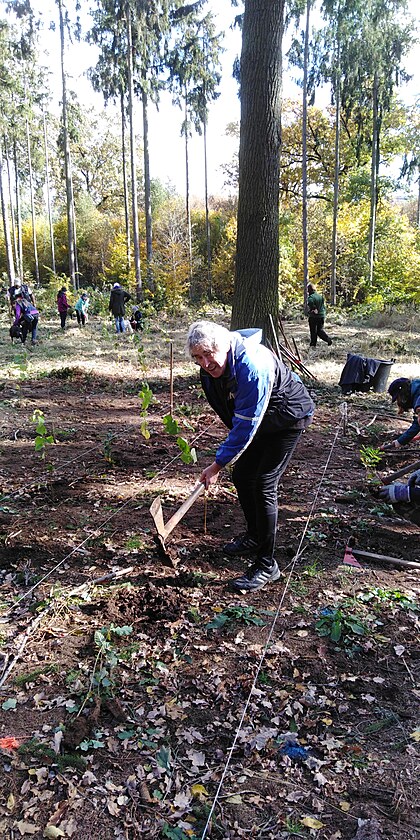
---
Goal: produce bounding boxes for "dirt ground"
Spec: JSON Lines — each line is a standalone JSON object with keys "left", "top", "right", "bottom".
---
{"left": 0, "top": 310, "right": 419, "bottom": 839}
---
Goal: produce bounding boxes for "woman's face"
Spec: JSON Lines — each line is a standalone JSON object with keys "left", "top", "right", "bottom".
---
{"left": 191, "top": 344, "right": 228, "bottom": 378}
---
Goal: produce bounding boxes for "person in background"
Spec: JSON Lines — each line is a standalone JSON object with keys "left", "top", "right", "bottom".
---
{"left": 13, "top": 290, "right": 39, "bottom": 346}
{"left": 378, "top": 469, "right": 420, "bottom": 527}
{"left": 187, "top": 321, "right": 315, "bottom": 592}
{"left": 109, "top": 282, "right": 131, "bottom": 333}
{"left": 7, "top": 278, "right": 36, "bottom": 315}
{"left": 74, "top": 292, "right": 89, "bottom": 327}
{"left": 381, "top": 377, "right": 420, "bottom": 450}
{"left": 306, "top": 283, "right": 332, "bottom": 348}
{"left": 57, "top": 286, "right": 69, "bottom": 331}
{"left": 130, "top": 305, "right": 144, "bottom": 332}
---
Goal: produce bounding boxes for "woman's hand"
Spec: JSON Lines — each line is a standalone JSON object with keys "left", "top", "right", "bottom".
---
{"left": 199, "top": 461, "right": 222, "bottom": 489}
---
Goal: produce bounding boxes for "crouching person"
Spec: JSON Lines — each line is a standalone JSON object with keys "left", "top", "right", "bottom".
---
{"left": 13, "top": 290, "right": 39, "bottom": 346}
{"left": 378, "top": 470, "right": 420, "bottom": 527}
{"left": 187, "top": 320, "right": 315, "bottom": 591}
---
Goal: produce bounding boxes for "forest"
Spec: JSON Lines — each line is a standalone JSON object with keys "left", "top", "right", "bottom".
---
{"left": 0, "top": 2, "right": 419, "bottom": 840}
{"left": 0, "top": 0, "right": 419, "bottom": 318}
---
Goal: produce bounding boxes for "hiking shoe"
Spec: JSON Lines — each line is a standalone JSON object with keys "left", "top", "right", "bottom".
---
{"left": 230, "top": 561, "right": 281, "bottom": 592}
{"left": 223, "top": 533, "right": 258, "bottom": 556}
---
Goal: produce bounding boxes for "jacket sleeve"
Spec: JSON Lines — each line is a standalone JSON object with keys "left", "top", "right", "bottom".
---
{"left": 397, "top": 413, "right": 420, "bottom": 446}
{"left": 124, "top": 292, "right": 131, "bottom": 302}
{"left": 215, "top": 354, "right": 274, "bottom": 467}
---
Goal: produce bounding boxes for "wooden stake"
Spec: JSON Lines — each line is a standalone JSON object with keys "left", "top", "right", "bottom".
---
{"left": 203, "top": 491, "right": 208, "bottom": 536}
{"left": 169, "top": 340, "right": 174, "bottom": 416}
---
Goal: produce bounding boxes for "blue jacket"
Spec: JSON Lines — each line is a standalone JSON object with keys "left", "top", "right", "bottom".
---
{"left": 200, "top": 331, "right": 315, "bottom": 468}
{"left": 398, "top": 379, "right": 420, "bottom": 446}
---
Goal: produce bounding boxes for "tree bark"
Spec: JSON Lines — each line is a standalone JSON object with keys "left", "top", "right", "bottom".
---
{"left": 142, "top": 87, "right": 154, "bottom": 292}
{"left": 232, "top": 0, "right": 284, "bottom": 338}
{"left": 26, "top": 114, "right": 40, "bottom": 284}
{"left": 330, "top": 38, "right": 341, "bottom": 307}
{"left": 0, "top": 140, "right": 15, "bottom": 284}
{"left": 43, "top": 110, "right": 56, "bottom": 275}
{"left": 203, "top": 112, "right": 212, "bottom": 300}
{"left": 302, "top": 0, "right": 310, "bottom": 309}
{"left": 58, "top": 0, "right": 77, "bottom": 288}
{"left": 121, "top": 89, "right": 131, "bottom": 274}
{"left": 13, "top": 140, "right": 23, "bottom": 279}
{"left": 126, "top": 2, "right": 142, "bottom": 301}
{"left": 368, "top": 70, "right": 379, "bottom": 287}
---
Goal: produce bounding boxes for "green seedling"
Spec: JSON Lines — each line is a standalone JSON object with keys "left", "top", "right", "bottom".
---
{"left": 358, "top": 587, "right": 417, "bottom": 611}
{"left": 139, "top": 382, "right": 154, "bottom": 439}
{"left": 163, "top": 414, "right": 197, "bottom": 464}
{"left": 103, "top": 431, "right": 115, "bottom": 464}
{"left": 360, "top": 445, "right": 382, "bottom": 470}
{"left": 205, "top": 604, "right": 265, "bottom": 630}
{"left": 31, "top": 409, "right": 55, "bottom": 459}
{"left": 315, "top": 607, "right": 366, "bottom": 649}
{"left": 78, "top": 623, "right": 133, "bottom": 714}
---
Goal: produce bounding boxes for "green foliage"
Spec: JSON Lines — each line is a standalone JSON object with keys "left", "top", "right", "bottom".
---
{"left": 359, "top": 445, "right": 382, "bottom": 470}
{"left": 138, "top": 383, "right": 154, "bottom": 440}
{"left": 163, "top": 414, "right": 197, "bottom": 464}
{"left": 205, "top": 605, "right": 265, "bottom": 631}
{"left": 31, "top": 409, "right": 54, "bottom": 459}
{"left": 358, "top": 587, "right": 417, "bottom": 612}
{"left": 315, "top": 607, "right": 366, "bottom": 648}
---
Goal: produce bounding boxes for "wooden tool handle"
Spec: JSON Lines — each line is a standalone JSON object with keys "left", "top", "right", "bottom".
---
{"left": 164, "top": 483, "right": 205, "bottom": 538}
{"left": 382, "top": 459, "right": 420, "bottom": 486}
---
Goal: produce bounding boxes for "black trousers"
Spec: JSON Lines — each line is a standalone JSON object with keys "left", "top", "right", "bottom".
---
{"left": 60, "top": 311, "right": 67, "bottom": 329}
{"left": 309, "top": 315, "right": 331, "bottom": 347}
{"left": 231, "top": 428, "right": 302, "bottom": 569}
{"left": 76, "top": 310, "right": 86, "bottom": 326}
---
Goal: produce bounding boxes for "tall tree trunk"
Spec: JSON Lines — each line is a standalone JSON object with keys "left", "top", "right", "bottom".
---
{"left": 142, "top": 87, "right": 154, "bottom": 292}
{"left": 417, "top": 169, "right": 420, "bottom": 228}
{"left": 368, "top": 70, "right": 379, "bottom": 288}
{"left": 26, "top": 114, "right": 40, "bottom": 284}
{"left": 0, "top": 141, "right": 15, "bottom": 284}
{"left": 232, "top": 0, "right": 285, "bottom": 336}
{"left": 184, "top": 95, "right": 193, "bottom": 297}
{"left": 302, "top": 0, "right": 310, "bottom": 310}
{"left": 330, "top": 38, "right": 341, "bottom": 307}
{"left": 126, "top": 2, "right": 142, "bottom": 301}
{"left": 4, "top": 139, "right": 18, "bottom": 276}
{"left": 43, "top": 110, "right": 56, "bottom": 275}
{"left": 121, "top": 90, "right": 131, "bottom": 274}
{"left": 203, "top": 112, "right": 212, "bottom": 300}
{"left": 13, "top": 139, "right": 23, "bottom": 278}
{"left": 58, "top": 0, "right": 77, "bottom": 288}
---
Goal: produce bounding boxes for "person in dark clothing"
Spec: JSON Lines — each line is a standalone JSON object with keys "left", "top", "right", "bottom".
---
{"left": 187, "top": 321, "right": 315, "bottom": 592}
{"left": 306, "top": 284, "right": 332, "bottom": 348}
{"left": 7, "top": 280, "right": 35, "bottom": 315}
{"left": 130, "top": 306, "right": 144, "bottom": 332}
{"left": 57, "top": 287, "right": 69, "bottom": 331}
{"left": 13, "top": 290, "right": 39, "bottom": 345}
{"left": 378, "top": 468, "right": 420, "bottom": 527}
{"left": 109, "top": 282, "right": 131, "bottom": 333}
{"left": 381, "top": 377, "right": 420, "bottom": 450}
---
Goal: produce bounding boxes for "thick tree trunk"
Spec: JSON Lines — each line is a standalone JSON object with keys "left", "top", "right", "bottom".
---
{"left": 126, "top": 3, "right": 142, "bottom": 302}
{"left": 13, "top": 140, "right": 23, "bottom": 278}
{"left": 0, "top": 141, "right": 15, "bottom": 284}
{"left": 58, "top": 0, "right": 77, "bottom": 288}
{"left": 121, "top": 90, "right": 131, "bottom": 274}
{"left": 26, "top": 115, "right": 40, "bottom": 284}
{"left": 43, "top": 111, "right": 56, "bottom": 275}
{"left": 232, "top": 0, "right": 284, "bottom": 338}
{"left": 368, "top": 71, "right": 379, "bottom": 287}
{"left": 330, "top": 42, "right": 341, "bottom": 307}
{"left": 142, "top": 88, "right": 154, "bottom": 293}
{"left": 203, "top": 113, "right": 212, "bottom": 300}
{"left": 302, "top": 0, "right": 310, "bottom": 309}
{"left": 184, "top": 97, "right": 193, "bottom": 297}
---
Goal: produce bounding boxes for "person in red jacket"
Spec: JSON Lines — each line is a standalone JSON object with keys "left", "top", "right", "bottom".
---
{"left": 57, "top": 287, "right": 69, "bottom": 331}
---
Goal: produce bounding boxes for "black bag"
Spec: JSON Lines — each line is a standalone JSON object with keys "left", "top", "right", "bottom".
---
{"left": 10, "top": 323, "right": 22, "bottom": 340}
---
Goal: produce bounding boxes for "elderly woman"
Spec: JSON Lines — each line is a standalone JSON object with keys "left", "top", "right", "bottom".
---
{"left": 187, "top": 320, "right": 315, "bottom": 591}
{"left": 381, "top": 377, "right": 420, "bottom": 450}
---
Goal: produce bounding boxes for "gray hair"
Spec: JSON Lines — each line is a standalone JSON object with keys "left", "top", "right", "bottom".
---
{"left": 187, "top": 320, "right": 231, "bottom": 356}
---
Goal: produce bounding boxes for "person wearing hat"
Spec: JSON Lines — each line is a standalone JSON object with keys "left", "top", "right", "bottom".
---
{"left": 57, "top": 286, "right": 69, "bottom": 331}
{"left": 109, "top": 282, "right": 131, "bottom": 333}
{"left": 306, "top": 284, "right": 332, "bottom": 348}
{"left": 74, "top": 292, "right": 89, "bottom": 327}
{"left": 381, "top": 377, "right": 420, "bottom": 450}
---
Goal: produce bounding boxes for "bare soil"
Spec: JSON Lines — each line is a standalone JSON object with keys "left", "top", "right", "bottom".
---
{"left": 0, "top": 312, "right": 419, "bottom": 839}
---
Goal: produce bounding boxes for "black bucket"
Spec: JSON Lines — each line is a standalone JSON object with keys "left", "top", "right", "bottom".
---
{"left": 371, "top": 359, "right": 394, "bottom": 393}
